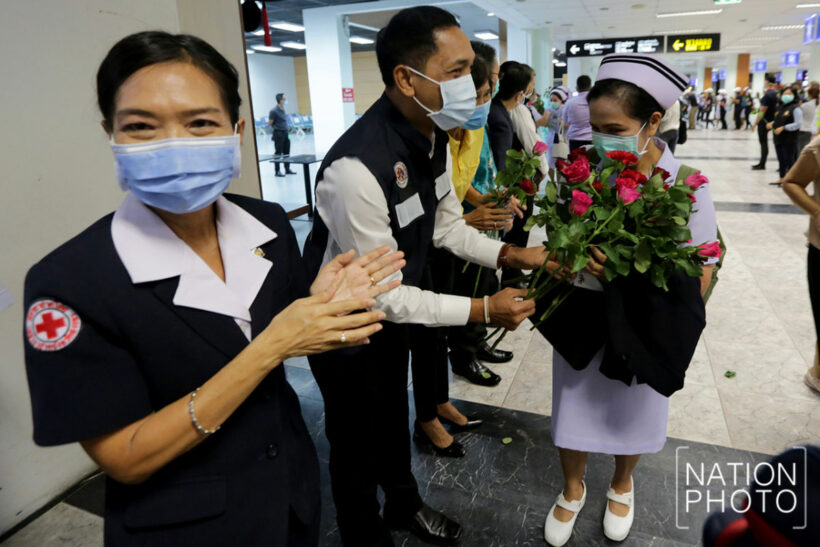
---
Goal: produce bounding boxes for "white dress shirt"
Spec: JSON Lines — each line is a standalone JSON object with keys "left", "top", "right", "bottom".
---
{"left": 511, "top": 104, "right": 549, "bottom": 176}
{"left": 111, "top": 193, "right": 278, "bottom": 341}
{"left": 315, "top": 147, "right": 504, "bottom": 327}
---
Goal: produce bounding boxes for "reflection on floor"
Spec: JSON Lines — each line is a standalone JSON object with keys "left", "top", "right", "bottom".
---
{"left": 5, "top": 129, "right": 819, "bottom": 545}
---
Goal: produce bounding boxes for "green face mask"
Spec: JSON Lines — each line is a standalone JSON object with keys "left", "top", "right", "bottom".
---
{"left": 592, "top": 123, "right": 649, "bottom": 159}
{"left": 492, "top": 79, "right": 500, "bottom": 98}
{"left": 781, "top": 94, "right": 794, "bottom": 104}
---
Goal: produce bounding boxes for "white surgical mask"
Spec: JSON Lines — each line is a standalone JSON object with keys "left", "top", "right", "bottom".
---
{"left": 405, "top": 65, "right": 477, "bottom": 131}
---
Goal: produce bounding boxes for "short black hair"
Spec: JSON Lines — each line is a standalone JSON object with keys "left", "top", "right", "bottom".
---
{"left": 470, "top": 40, "right": 497, "bottom": 66}
{"left": 376, "top": 6, "right": 459, "bottom": 87}
{"left": 97, "top": 31, "right": 241, "bottom": 130}
{"left": 587, "top": 78, "right": 664, "bottom": 124}
{"left": 470, "top": 55, "right": 489, "bottom": 91}
{"left": 276, "top": 93, "right": 285, "bottom": 104}
{"left": 577, "top": 75, "right": 592, "bottom": 91}
{"left": 765, "top": 75, "right": 777, "bottom": 85}
{"left": 496, "top": 61, "right": 530, "bottom": 101}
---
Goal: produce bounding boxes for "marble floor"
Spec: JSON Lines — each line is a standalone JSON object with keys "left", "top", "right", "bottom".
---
{"left": 4, "top": 129, "right": 819, "bottom": 545}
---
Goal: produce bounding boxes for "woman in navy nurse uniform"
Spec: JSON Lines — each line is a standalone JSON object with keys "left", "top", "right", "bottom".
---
{"left": 22, "top": 31, "right": 404, "bottom": 546}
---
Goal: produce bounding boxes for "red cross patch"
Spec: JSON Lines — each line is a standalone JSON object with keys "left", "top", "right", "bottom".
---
{"left": 25, "top": 299, "right": 82, "bottom": 352}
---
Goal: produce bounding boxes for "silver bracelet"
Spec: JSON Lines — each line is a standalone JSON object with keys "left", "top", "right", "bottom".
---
{"left": 483, "top": 295, "right": 491, "bottom": 324}
{"left": 188, "top": 387, "right": 220, "bottom": 435}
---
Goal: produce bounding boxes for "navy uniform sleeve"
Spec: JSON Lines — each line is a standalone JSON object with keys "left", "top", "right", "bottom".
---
{"left": 23, "top": 261, "right": 153, "bottom": 446}
{"left": 487, "top": 102, "right": 511, "bottom": 171}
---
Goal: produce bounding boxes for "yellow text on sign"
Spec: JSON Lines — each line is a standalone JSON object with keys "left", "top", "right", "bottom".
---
{"left": 684, "top": 38, "right": 713, "bottom": 52}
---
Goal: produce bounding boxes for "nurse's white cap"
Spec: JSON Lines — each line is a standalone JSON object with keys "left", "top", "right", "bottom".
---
{"left": 596, "top": 53, "right": 689, "bottom": 110}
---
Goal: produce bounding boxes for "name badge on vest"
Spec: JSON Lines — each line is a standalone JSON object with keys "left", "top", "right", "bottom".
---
{"left": 435, "top": 172, "right": 451, "bottom": 200}
{"left": 395, "top": 193, "right": 424, "bottom": 228}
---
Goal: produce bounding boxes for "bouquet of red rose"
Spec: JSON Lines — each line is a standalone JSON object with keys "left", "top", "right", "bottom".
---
{"left": 520, "top": 146, "right": 720, "bottom": 329}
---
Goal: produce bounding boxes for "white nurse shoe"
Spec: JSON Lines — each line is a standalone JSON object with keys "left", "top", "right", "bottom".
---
{"left": 543, "top": 480, "right": 586, "bottom": 546}
{"left": 603, "top": 477, "right": 634, "bottom": 542}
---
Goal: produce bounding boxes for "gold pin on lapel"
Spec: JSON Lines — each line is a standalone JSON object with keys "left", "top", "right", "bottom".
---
{"left": 253, "top": 247, "right": 265, "bottom": 258}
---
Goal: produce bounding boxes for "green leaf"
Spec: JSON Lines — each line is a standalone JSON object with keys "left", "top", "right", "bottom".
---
{"left": 672, "top": 216, "right": 686, "bottom": 226}
{"left": 545, "top": 181, "right": 558, "bottom": 202}
{"left": 634, "top": 239, "right": 651, "bottom": 273}
{"left": 501, "top": 437, "right": 513, "bottom": 445}
{"left": 572, "top": 253, "right": 590, "bottom": 273}
{"left": 724, "top": 370, "right": 736, "bottom": 378}
{"left": 523, "top": 215, "right": 537, "bottom": 232}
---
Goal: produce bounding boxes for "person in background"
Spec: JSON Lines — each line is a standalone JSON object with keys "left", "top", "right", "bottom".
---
{"left": 703, "top": 89, "right": 714, "bottom": 129}
{"left": 732, "top": 87, "right": 743, "bottom": 130}
{"left": 752, "top": 76, "right": 778, "bottom": 171}
{"left": 511, "top": 64, "right": 549, "bottom": 178}
{"left": 544, "top": 86, "right": 569, "bottom": 174}
{"left": 743, "top": 87, "right": 753, "bottom": 129}
{"left": 658, "top": 98, "right": 681, "bottom": 154}
{"left": 446, "top": 40, "right": 515, "bottom": 389}
{"left": 783, "top": 134, "right": 820, "bottom": 395}
{"left": 769, "top": 86, "right": 802, "bottom": 184}
{"left": 268, "top": 93, "right": 296, "bottom": 177}
{"left": 562, "top": 75, "right": 592, "bottom": 150}
{"left": 409, "top": 52, "right": 500, "bottom": 459}
{"left": 687, "top": 87, "right": 698, "bottom": 129}
{"left": 717, "top": 89, "right": 728, "bottom": 130}
{"left": 799, "top": 85, "right": 819, "bottom": 152}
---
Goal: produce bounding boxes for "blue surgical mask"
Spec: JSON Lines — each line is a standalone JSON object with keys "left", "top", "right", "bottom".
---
{"left": 550, "top": 101, "right": 561, "bottom": 110}
{"left": 283, "top": 100, "right": 288, "bottom": 106}
{"left": 111, "top": 130, "right": 241, "bottom": 214}
{"left": 462, "top": 100, "right": 491, "bottom": 130}
{"left": 592, "top": 123, "right": 649, "bottom": 159}
{"left": 781, "top": 94, "right": 794, "bottom": 104}
{"left": 405, "top": 65, "right": 477, "bottom": 131}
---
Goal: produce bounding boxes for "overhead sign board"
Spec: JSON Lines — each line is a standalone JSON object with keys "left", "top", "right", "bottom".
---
{"left": 566, "top": 35, "right": 662, "bottom": 57}
{"left": 753, "top": 60, "right": 767, "bottom": 73}
{"left": 665, "top": 33, "right": 721, "bottom": 53}
{"left": 711, "top": 72, "right": 719, "bottom": 82}
{"left": 718, "top": 69, "right": 727, "bottom": 81}
{"left": 782, "top": 51, "right": 800, "bottom": 68}
{"left": 805, "top": 14, "right": 819, "bottom": 45}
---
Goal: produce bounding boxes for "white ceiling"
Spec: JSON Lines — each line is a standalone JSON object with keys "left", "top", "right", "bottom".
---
{"left": 473, "top": 0, "right": 820, "bottom": 71}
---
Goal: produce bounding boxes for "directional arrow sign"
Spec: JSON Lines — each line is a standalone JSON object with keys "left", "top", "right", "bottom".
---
{"left": 566, "top": 35, "right": 661, "bottom": 57}
{"left": 673, "top": 39, "right": 684, "bottom": 51}
{"left": 665, "top": 33, "right": 720, "bottom": 53}
{"left": 570, "top": 44, "right": 580, "bottom": 55}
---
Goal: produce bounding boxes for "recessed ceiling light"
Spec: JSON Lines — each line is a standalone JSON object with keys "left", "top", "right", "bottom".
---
{"left": 796, "top": 3, "right": 820, "bottom": 7}
{"left": 653, "top": 29, "right": 703, "bottom": 34}
{"left": 740, "top": 36, "right": 784, "bottom": 41}
{"left": 349, "top": 36, "right": 374, "bottom": 45}
{"left": 657, "top": 9, "right": 723, "bottom": 17}
{"left": 474, "top": 30, "right": 499, "bottom": 40}
{"left": 270, "top": 21, "right": 305, "bottom": 32}
{"left": 632, "top": 3, "right": 647, "bottom": 8}
{"left": 280, "top": 41, "right": 306, "bottom": 50}
{"left": 552, "top": 47, "right": 556, "bottom": 51}
{"left": 760, "top": 24, "right": 803, "bottom": 30}
{"left": 246, "top": 49, "right": 255, "bottom": 54}
{"left": 487, "top": 12, "right": 495, "bottom": 16}
{"left": 251, "top": 45, "right": 282, "bottom": 53}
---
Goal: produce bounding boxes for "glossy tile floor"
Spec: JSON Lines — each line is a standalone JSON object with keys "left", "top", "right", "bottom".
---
{"left": 5, "top": 129, "right": 819, "bottom": 545}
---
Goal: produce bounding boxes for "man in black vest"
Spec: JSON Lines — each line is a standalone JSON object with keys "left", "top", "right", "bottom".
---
{"left": 303, "top": 6, "right": 560, "bottom": 546}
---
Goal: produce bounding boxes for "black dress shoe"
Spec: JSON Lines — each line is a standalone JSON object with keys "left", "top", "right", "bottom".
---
{"left": 413, "top": 420, "right": 465, "bottom": 458}
{"left": 751, "top": 164, "right": 765, "bottom": 170}
{"left": 285, "top": 169, "right": 297, "bottom": 175}
{"left": 275, "top": 171, "right": 285, "bottom": 177}
{"left": 438, "top": 414, "right": 483, "bottom": 432}
{"left": 476, "top": 342, "right": 513, "bottom": 364}
{"left": 451, "top": 358, "right": 501, "bottom": 387}
{"left": 385, "top": 504, "right": 463, "bottom": 545}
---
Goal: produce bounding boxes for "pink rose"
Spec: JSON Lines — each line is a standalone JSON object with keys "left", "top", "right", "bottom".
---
{"left": 533, "top": 141, "right": 549, "bottom": 155}
{"left": 696, "top": 241, "right": 722, "bottom": 259}
{"left": 561, "top": 158, "right": 591, "bottom": 183}
{"left": 615, "top": 176, "right": 638, "bottom": 190}
{"left": 685, "top": 171, "right": 709, "bottom": 191}
{"left": 618, "top": 186, "right": 641, "bottom": 204}
{"left": 570, "top": 190, "right": 593, "bottom": 216}
{"left": 688, "top": 193, "right": 697, "bottom": 204}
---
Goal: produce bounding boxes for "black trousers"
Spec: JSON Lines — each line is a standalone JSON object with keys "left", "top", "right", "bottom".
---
{"left": 448, "top": 255, "right": 499, "bottom": 364}
{"left": 757, "top": 122, "right": 770, "bottom": 167}
{"left": 807, "top": 245, "right": 820, "bottom": 346}
{"left": 309, "top": 324, "right": 422, "bottom": 546}
{"left": 719, "top": 107, "right": 727, "bottom": 129}
{"left": 774, "top": 138, "right": 799, "bottom": 178}
{"left": 798, "top": 131, "right": 812, "bottom": 154}
{"left": 273, "top": 129, "right": 291, "bottom": 172}
{"left": 733, "top": 106, "right": 742, "bottom": 129}
{"left": 410, "top": 249, "right": 454, "bottom": 422}
{"left": 569, "top": 139, "right": 592, "bottom": 151}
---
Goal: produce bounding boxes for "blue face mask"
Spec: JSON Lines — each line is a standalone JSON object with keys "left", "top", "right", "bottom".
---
{"left": 550, "top": 101, "right": 561, "bottom": 110}
{"left": 781, "top": 94, "right": 794, "bottom": 104}
{"left": 592, "top": 123, "right": 648, "bottom": 159}
{"left": 283, "top": 100, "right": 288, "bottom": 106}
{"left": 492, "top": 79, "right": 500, "bottom": 98}
{"left": 111, "top": 131, "right": 241, "bottom": 214}
{"left": 462, "top": 100, "right": 491, "bottom": 130}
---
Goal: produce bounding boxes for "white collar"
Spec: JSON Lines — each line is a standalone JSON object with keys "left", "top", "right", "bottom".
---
{"left": 111, "top": 193, "right": 277, "bottom": 321}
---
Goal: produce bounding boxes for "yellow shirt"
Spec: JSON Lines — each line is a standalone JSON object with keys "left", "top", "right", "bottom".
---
{"left": 448, "top": 128, "right": 485, "bottom": 205}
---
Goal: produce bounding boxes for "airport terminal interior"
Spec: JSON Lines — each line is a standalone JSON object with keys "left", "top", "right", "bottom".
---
{"left": 1, "top": 0, "right": 819, "bottom": 546}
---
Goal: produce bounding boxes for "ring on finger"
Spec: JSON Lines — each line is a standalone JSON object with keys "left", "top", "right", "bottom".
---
{"left": 369, "top": 275, "right": 377, "bottom": 287}
{"left": 340, "top": 331, "right": 347, "bottom": 343}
